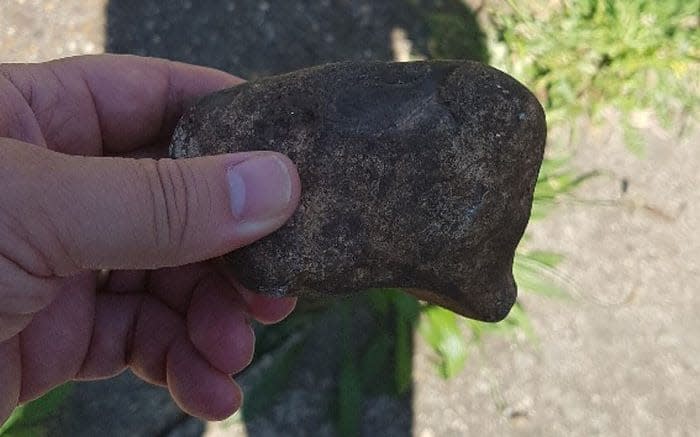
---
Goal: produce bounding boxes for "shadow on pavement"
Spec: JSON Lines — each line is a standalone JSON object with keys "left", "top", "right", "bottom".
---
{"left": 106, "top": 0, "right": 487, "bottom": 78}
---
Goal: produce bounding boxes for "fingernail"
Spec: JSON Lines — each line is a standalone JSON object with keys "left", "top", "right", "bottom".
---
{"left": 226, "top": 155, "right": 293, "bottom": 221}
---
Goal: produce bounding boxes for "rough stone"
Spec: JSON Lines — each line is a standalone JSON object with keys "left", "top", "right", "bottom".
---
{"left": 169, "top": 60, "right": 546, "bottom": 321}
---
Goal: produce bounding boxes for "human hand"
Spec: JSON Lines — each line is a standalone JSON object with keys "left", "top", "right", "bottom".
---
{"left": 0, "top": 55, "right": 301, "bottom": 422}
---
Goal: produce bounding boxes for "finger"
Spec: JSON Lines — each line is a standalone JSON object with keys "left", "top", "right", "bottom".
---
{"left": 0, "top": 338, "right": 21, "bottom": 425}
{"left": 76, "top": 293, "right": 183, "bottom": 386}
{"left": 0, "top": 54, "right": 243, "bottom": 155}
{"left": 18, "top": 274, "right": 95, "bottom": 403}
{"left": 77, "top": 291, "right": 243, "bottom": 420}
{"left": 238, "top": 288, "right": 298, "bottom": 325}
{"left": 127, "top": 296, "right": 185, "bottom": 386}
{"left": 1, "top": 139, "right": 300, "bottom": 274}
{"left": 75, "top": 293, "right": 140, "bottom": 380}
{"left": 147, "top": 263, "right": 214, "bottom": 314}
{"left": 102, "top": 270, "right": 147, "bottom": 294}
{"left": 0, "top": 72, "right": 45, "bottom": 147}
{"left": 187, "top": 275, "right": 255, "bottom": 375}
{"left": 167, "top": 337, "right": 242, "bottom": 421}
{"left": 217, "top": 269, "right": 298, "bottom": 325}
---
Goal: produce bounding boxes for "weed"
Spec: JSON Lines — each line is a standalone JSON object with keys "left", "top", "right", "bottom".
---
{"left": 488, "top": 0, "right": 700, "bottom": 155}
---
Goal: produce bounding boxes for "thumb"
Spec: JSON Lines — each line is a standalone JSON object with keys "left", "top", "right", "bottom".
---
{"left": 0, "top": 139, "right": 300, "bottom": 275}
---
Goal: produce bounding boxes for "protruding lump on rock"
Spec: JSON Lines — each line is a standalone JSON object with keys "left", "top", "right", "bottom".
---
{"left": 170, "top": 60, "right": 546, "bottom": 322}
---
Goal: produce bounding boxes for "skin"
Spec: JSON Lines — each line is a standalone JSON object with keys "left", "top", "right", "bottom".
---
{"left": 0, "top": 54, "right": 302, "bottom": 423}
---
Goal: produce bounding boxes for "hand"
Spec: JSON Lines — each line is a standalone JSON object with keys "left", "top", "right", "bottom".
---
{"left": 0, "top": 55, "right": 301, "bottom": 422}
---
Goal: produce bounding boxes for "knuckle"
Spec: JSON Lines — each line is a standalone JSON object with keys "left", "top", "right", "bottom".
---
{"left": 0, "top": 313, "right": 33, "bottom": 341}
{"left": 0, "top": 255, "right": 60, "bottom": 315}
{"left": 141, "top": 159, "right": 191, "bottom": 256}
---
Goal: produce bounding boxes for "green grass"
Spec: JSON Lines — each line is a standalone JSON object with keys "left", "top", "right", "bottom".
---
{"left": 488, "top": 0, "right": 700, "bottom": 155}
{"left": 0, "top": 385, "right": 71, "bottom": 437}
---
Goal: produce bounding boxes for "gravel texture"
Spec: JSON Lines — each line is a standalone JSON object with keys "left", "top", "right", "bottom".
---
{"left": 0, "top": 0, "right": 106, "bottom": 62}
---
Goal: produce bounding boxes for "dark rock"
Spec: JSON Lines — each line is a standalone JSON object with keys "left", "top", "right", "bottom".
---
{"left": 169, "top": 60, "right": 546, "bottom": 321}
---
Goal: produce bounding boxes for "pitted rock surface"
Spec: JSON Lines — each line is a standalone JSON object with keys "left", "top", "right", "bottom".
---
{"left": 170, "top": 60, "right": 546, "bottom": 321}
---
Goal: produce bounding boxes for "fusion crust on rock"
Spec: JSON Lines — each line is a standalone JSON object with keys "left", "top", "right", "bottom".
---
{"left": 170, "top": 61, "right": 546, "bottom": 322}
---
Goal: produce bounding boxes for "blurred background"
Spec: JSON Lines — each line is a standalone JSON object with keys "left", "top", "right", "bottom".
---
{"left": 1, "top": 0, "right": 698, "bottom": 436}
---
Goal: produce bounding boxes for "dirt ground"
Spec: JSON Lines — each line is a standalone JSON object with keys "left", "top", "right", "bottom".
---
{"left": 2, "top": 0, "right": 698, "bottom": 436}
{"left": 412, "top": 116, "right": 699, "bottom": 436}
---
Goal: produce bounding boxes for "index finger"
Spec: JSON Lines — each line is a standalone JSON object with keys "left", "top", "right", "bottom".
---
{"left": 0, "top": 54, "right": 243, "bottom": 155}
